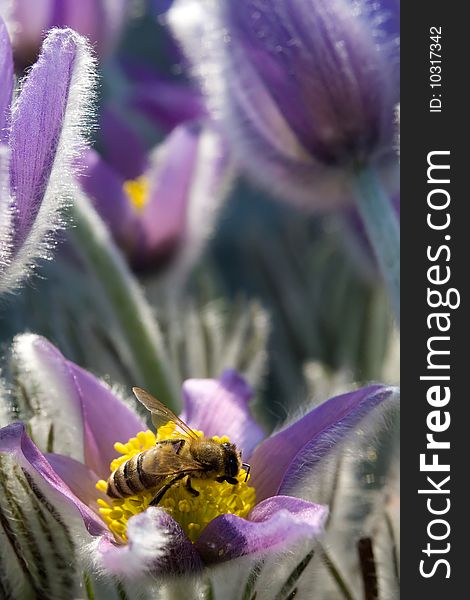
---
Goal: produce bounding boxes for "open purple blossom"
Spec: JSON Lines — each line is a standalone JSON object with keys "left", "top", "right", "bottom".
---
{"left": 0, "top": 20, "right": 95, "bottom": 294}
{"left": 169, "top": 0, "right": 400, "bottom": 212}
{"left": 3, "top": 0, "right": 128, "bottom": 69}
{"left": 77, "top": 120, "right": 232, "bottom": 273}
{"left": 0, "top": 334, "right": 397, "bottom": 580}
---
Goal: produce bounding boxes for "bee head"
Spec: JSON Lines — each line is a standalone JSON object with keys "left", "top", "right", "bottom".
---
{"left": 221, "top": 442, "right": 241, "bottom": 479}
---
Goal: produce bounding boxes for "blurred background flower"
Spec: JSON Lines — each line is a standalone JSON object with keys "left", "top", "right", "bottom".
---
{"left": 78, "top": 120, "right": 232, "bottom": 274}
{"left": 0, "top": 0, "right": 399, "bottom": 411}
{"left": 169, "top": 0, "right": 401, "bottom": 318}
{"left": 169, "top": 0, "right": 399, "bottom": 211}
{"left": 2, "top": 0, "right": 129, "bottom": 69}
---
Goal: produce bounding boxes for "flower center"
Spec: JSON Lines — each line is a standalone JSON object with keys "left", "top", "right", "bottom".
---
{"left": 123, "top": 176, "right": 149, "bottom": 213}
{"left": 96, "top": 425, "right": 256, "bottom": 543}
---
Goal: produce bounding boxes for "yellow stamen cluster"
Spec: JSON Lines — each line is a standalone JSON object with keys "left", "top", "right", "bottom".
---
{"left": 96, "top": 425, "right": 256, "bottom": 543}
{"left": 123, "top": 176, "right": 149, "bottom": 213}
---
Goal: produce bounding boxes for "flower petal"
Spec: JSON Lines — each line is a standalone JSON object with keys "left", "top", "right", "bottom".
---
{"left": 45, "top": 452, "right": 106, "bottom": 514}
{"left": 0, "top": 422, "right": 107, "bottom": 537}
{"left": 68, "top": 362, "right": 147, "bottom": 478}
{"left": 223, "top": 0, "right": 397, "bottom": 162}
{"left": 0, "top": 434, "right": 90, "bottom": 597}
{"left": 99, "top": 107, "right": 147, "bottom": 179}
{"left": 77, "top": 148, "right": 140, "bottom": 252}
{"left": 0, "top": 18, "right": 13, "bottom": 142}
{"left": 180, "top": 370, "right": 264, "bottom": 456}
{"left": 9, "top": 0, "right": 51, "bottom": 69}
{"left": 12, "top": 333, "right": 86, "bottom": 462}
{"left": 129, "top": 74, "right": 207, "bottom": 132}
{"left": 169, "top": 0, "right": 399, "bottom": 212}
{"left": 138, "top": 123, "right": 201, "bottom": 261}
{"left": 10, "top": 28, "right": 89, "bottom": 247}
{"left": 166, "top": 121, "right": 233, "bottom": 278}
{"left": 49, "top": 0, "right": 106, "bottom": 53}
{"left": 4, "top": 27, "right": 96, "bottom": 292}
{"left": 250, "top": 385, "right": 398, "bottom": 501}
{"left": 95, "top": 507, "right": 202, "bottom": 577}
{"left": 380, "top": 0, "right": 400, "bottom": 38}
{"left": 12, "top": 0, "right": 128, "bottom": 65}
{"left": 12, "top": 334, "right": 146, "bottom": 478}
{"left": 0, "top": 144, "right": 12, "bottom": 265}
{"left": 196, "top": 495, "right": 327, "bottom": 563}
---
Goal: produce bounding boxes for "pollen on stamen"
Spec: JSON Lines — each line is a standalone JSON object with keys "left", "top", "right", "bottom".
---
{"left": 96, "top": 426, "right": 256, "bottom": 543}
{"left": 123, "top": 176, "right": 150, "bottom": 213}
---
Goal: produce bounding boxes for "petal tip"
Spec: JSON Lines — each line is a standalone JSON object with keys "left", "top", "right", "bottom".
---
{"left": 220, "top": 369, "right": 253, "bottom": 401}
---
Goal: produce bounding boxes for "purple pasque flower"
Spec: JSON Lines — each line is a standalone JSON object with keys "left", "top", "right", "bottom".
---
{"left": 0, "top": 334, "right": 397, "bottom": 579}
{"left": 77, "top": 120, "right": 232, "bottom": 273}
{"left": 119, "top": 59, "right": 207, "bottom": 135}
{"left": 0, "top": 20, "right": 95, "bottom": 294}
{"left": 4, "top": 0, "right": 128, "bottom": 69}
{"left": 169, "top": 0, "right": 400, "bottom": 212}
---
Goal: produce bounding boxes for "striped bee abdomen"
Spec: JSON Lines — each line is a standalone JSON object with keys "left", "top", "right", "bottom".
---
{"left": 106, "top": 450, "right": 160, "bottom": 499}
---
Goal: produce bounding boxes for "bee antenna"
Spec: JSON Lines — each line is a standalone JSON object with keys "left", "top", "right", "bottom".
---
{"left": 241, "top": 462, "right": 251, "bottom": 481}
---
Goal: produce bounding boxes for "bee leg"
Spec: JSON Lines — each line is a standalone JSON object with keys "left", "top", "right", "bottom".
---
{"left": 216, "top": 476, "right": 238, "bottom": 485}
{"left": 185, "top": 476, "right": 200, "bottom": 497}
{"left": 156, "top": 439, "right": 186, "bottom": 455}
{"left": 150, "top": 472, "right": 186, "bottom": 506}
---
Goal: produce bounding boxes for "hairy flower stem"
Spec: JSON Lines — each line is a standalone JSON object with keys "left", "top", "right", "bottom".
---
{"left": 70, "top": 196, "right": 178, "bottom": 410}
{"left": 352, "top": 167, "right": 400, "bottom": 323}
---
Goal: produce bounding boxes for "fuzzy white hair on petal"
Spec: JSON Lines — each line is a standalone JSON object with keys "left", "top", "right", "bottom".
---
{"left": 11, "top": 332, "right": 86, "bottom": 460}
{"left": 284, "top": 386, "right": 400, "bottom": 500}
{"left": 0, "top": 0, "right": 14, "bottom": 35}
{"left": 208, "top": 538, "right": 323, "bottom": 600}
{"left": 86, "top": 508, "right": 170, "bottom": 581}
{"left": 0, "top": 144, "right": 13, "bottom": 279}
{"left": 283, "top": 388, "right": 399, "bottom": 599}
{"left": 0, "top": 373, "right": 12, "bottom": 427}
{"left": 0, "top": 452, "right": 94, "bottom": 598}
{"left": 0, "top": 28, "right": 97, "bottom": 294}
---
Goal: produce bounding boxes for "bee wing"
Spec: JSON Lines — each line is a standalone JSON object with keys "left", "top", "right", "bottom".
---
{"left": 151, "top": 450, "right": 204, "bottom": 477}
{"left": 132, "top": 387, "right": 199, "bottom": 440}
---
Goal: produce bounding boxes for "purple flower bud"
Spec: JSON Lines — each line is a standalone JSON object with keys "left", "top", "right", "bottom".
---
{"left": 5, "top": 0, "right": 129, "bottom": 69}
{"left": 169, "top": 0, "right": 399, "bottom": 211}
{"left": 0, "top": 21, "right": 96, "bottom": 294}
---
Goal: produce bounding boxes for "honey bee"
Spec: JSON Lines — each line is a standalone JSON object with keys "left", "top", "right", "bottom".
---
{"left": 106, "top": 387, "right": 251, "bottom": 506}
